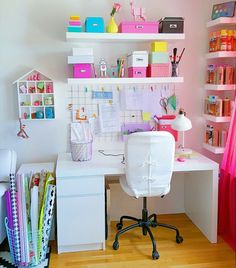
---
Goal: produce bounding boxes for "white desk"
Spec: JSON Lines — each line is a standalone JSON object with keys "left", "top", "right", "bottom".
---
{"left": 56, "top": 151, "right": 219, "bottom": 254}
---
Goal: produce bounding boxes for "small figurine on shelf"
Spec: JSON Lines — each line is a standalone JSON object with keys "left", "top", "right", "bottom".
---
{"left": 17, "top": 118, "right": 29, "bottom": 139}
{"left": 99, "top": 58, "right": 108, "bottom": 77}
{"left": 107, "top": 3, "right": 121, "bottom": 33}
{"left": 130, "top": 0, "right": 146, "bottom": 21}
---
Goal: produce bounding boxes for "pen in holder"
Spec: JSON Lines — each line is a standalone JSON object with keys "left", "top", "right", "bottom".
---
{"left": 170, "top": 47, "right": 185, "bottom": 77}
{"left": 171, "top": 62, "right": 179, "bottom": 77}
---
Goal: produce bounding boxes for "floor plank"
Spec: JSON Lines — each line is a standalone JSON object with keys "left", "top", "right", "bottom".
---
{"left": 49, "top": 214, "right": 235, "bottom": 268}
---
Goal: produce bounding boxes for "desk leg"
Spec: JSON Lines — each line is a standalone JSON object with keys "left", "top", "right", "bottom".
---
{"left": 184, "top": 169, "right": 218, "bottom": 243}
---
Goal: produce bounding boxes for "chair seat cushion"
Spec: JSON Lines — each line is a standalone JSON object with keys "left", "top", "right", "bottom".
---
{"left": 0, "top": 183, "right": 9, "bottom": 198}
{"left": 120, "top": 175, "right": 170, "bottom": 198}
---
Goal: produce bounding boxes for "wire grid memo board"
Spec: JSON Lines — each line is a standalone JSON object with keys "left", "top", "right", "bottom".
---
{"left": 67, "top": 83, "right": 179, "bottom": 143}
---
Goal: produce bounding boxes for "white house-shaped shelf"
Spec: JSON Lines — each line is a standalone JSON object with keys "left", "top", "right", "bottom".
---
{"left": 13, "top": 69, "right": 55, "bottom": 120}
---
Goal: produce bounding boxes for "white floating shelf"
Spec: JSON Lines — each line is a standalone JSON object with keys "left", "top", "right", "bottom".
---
{"left": 204, "top": 84, "right": 236, "bottom": 91}
{"left": 68, "top": 77, "right": 184, "bottom": 85}
{"left": 203, "top": 143, "right": 225, "bottom": 154}
{"left": 203, "top": 114, "right": 231, "bottom": 122}
{"left": 207, "top": 17, "right": 236, "bottom": 29}
{"left": 206, "top": 51, "right": 236, "bottom": 59}
{"left": 66, "top": 32, "right": 185, "bottom": 43}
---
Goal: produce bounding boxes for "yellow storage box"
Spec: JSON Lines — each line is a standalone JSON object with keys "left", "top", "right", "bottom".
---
{"left": 151, "top": 41, "right": 168, "bottom": 52}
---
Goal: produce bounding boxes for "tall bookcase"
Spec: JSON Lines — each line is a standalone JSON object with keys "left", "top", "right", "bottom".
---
{"left": 203, "top": 17, "right": 236, "bottom": 154}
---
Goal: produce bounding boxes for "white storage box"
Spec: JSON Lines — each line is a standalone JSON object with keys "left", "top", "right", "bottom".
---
{"left": 72, "top": 48, "right": 94, "bottom": 56}
{"left": 68, "top": 55, "right": 94, "bottom": 64}
{"left": 127, "top": 51, "right": 148, "bottom": 67}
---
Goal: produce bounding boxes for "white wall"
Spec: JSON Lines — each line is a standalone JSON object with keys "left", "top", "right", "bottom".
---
{"left": 1, "top": 0, "right": 222, "bottom": 219}
{"left": 0, "top": 0, "right": 216, "bottom": 166}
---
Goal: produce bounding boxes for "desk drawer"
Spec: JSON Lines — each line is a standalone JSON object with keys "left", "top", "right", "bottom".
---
{"left": 57, "top": 195, "right": 105, "bottom": 246}
{"left": 57, "top": 175, "right": 104, "bottom": 197}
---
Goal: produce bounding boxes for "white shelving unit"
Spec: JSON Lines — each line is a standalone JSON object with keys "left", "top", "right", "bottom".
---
{"left": 204, "top": 84, "right": 236, "bottom": 91}
{"left": 67, "top": 32, "right": 185, "bottom": 85}
{"left": 14, "top": 70, "right": 55, "bottom": 121}
{"left": 68, "top": 77, "right": 184, "bottom": 85}
{"left": 66, "top": 32, "right": 185, "bottom": 43}
{"left": 203, "top": 143, "right": 225, "bottom": 154}
{"left": 206, "top": 17, "right": 236, "bottom": 29}
{"left": 206, "top": 51, "right": 236, "bottom": 59}
{"left": 203, "top": 114, "right": 231, "bottom": 123}
{"left": 203, "top": 18, "right": 236, "bottom": 154}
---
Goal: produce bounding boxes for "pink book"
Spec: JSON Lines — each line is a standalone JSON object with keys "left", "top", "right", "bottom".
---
{"left": 17, "top": 174, "right": 26, "bottom": 265}
{"left": 69, "top": 20, "right": 81, "bottom": 26}
{"left": 5, "top": 190, "right": 14, "bottom": 229}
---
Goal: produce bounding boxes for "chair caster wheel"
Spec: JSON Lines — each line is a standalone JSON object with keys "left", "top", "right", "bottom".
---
{"left": 152, "top": 250, "right": 159, "bottom": 260}
{"left": 176, "top": 235, "right": 183, "bottom": 244}
{"left": 116, "top": 222, "right": 123, "bottom": 230}
{"left": 151, "top": 221, "right": 158, "bottom": 228}
{"left": 113, "top": 240, "right": 119, "bottom": 250}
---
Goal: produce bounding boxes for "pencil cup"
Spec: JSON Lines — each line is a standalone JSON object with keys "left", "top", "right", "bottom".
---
{"left": 71, "top": 140, "right": 92, "bottom": 161}
{"left": 171, "top": 62, "right": 179, "bottom": 77}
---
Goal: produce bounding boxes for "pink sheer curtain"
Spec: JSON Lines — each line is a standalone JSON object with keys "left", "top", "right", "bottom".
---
{"left": 218, "top": 97, "right": 236, "bottom": 251}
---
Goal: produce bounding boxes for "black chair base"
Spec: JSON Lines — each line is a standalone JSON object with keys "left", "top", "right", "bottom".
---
{"left": 113, "top": 197, "right": 183, "bottom": 260}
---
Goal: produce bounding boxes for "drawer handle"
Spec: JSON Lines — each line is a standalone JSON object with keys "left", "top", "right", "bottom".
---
{"left": 135, "top": 25, "right": 144, "bottom": 29}
{"left": 136, "top": 58, "right": 144, "bottom": 61}
{"left": 80, "top": 69, "right": 86, "bottom": 73}
{"left": 92, "top": 23, "right": 98, "bottom": 26}
{"left": 135, "top": 71, "right": 142, "bottom": 74}
{"left": 170, "top": 24, "right": 177, "bottom": 29}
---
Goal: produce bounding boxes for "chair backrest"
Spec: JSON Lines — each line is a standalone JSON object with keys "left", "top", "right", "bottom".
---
{"left": 0, "top": 149, "right": 17, "bottom": 182}
{"left": 125, "top": 131, "right": 175, "bottom": 198}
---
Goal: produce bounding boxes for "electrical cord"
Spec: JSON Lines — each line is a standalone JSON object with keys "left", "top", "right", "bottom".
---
{"left": 98, "top": 150, "right": 125, "bottom": 164}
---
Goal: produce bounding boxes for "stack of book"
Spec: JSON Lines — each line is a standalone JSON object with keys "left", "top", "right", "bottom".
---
{"left": 68, "top": 15, "right": 82, "bottom": 32}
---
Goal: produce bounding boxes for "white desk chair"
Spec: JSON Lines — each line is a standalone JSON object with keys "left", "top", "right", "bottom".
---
{"left": 0, "top": 149, "right": 17, "bottom": 244}
{"left": 113, "top": 131, "right": 183, "bottom": 259}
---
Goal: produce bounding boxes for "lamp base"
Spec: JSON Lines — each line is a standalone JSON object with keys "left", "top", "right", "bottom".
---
{"left": 175, "top": 148, "right": 193, "bottom": 157}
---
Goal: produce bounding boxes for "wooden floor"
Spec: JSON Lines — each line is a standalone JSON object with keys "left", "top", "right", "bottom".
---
{"left": 50, "top": 214, "right": 235, "bottom": 268}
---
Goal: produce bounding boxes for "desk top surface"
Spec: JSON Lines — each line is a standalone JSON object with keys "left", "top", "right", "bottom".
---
{"left": 56, "top": 150, "right": 219, "bottom": 178}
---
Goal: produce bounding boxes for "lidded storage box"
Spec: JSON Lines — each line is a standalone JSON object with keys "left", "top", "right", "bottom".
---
{"left": 85, "top": 17, "right": 105, "bottom": 33}
{"left": 159, "top": 17, "right": 184, "bottom": 33}
{"left": 147, "top": 63, "right": 170, "bottom": 77}
{"left": 119, "top": 21, "right": 159, "bottom": 33}
{"left": 127, "top": 51, "right": 148, "bottom": 67}
{"left": 73, "top": 64, "right": 92, "bottom": 78}
{"left": 151, "top": 41, "right": 168, "bottom": 52}
{"left": 149, "top": 52, "right": 169, "bottom": 64}
{"left": 128, "top": 67, "right": 147, "bottom": 78}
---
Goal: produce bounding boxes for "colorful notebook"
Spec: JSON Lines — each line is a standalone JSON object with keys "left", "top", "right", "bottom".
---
{"left": 9, "top": 173, "right": 21, "bottom": 263}
{"left": 40, "top": 184, "right": 56, "bottom": 261}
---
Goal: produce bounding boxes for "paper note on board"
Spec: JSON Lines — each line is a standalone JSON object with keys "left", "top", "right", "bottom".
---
{"left": 142, "top": 112, "right": 151, "bottom": 121}
{"left": 120, "top": 88, "right": 143, "bottom": 111}
{"left": 142, "top": 89, "right": 162, "bottom": 117}
{"left": 98, "top": 103, "right": 121, "bottom": 132}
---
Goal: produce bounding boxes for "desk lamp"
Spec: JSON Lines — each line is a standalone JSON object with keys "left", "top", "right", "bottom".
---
{"left": 171, "top": 108, "right": 192, "bottom": 156}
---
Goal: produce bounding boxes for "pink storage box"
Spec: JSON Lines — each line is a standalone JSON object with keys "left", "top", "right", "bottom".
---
{"left": 128, "top": 67, "right": 147, "bottom": 78}
{"left": 73, "top": 64, "right": 92, "bottom": 78}
{"left": 147, "top": 63, "right": 170, "bottom": 77}
{"left": 69, "top": 20, "right": 82, "bottom": 26}
{"left": 155, "top": 116, "right": 178, "bottom": 141}
{"left": 119, "top": 21, "right": 159, "bottom": 33}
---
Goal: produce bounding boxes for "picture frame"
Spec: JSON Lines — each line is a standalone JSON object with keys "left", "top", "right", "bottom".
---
{"left": 211, "top": 1, "right": 236, "bottom": 20}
